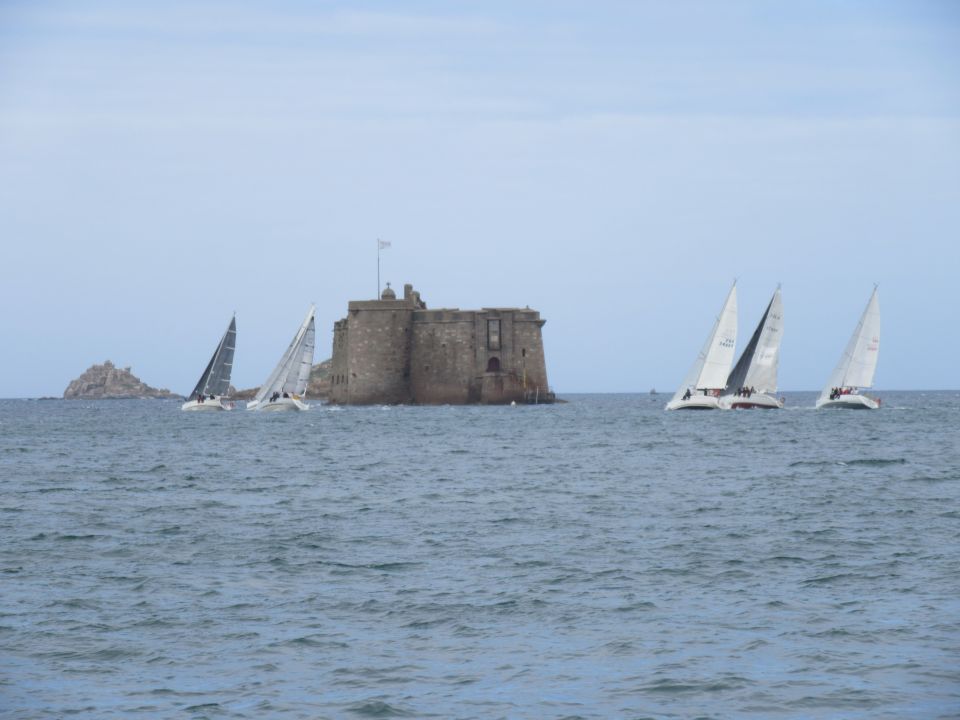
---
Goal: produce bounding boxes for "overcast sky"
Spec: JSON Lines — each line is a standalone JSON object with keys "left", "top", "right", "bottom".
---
{"left": 1, "top": 0, "right": 958, "bottom": 397}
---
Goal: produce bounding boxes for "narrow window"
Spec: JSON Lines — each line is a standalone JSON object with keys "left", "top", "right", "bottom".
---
{"left": 487, "top": 319, "right": 501, "bottom": 350}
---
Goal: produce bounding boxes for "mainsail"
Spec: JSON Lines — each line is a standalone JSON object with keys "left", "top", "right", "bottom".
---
{"left": 724, "top": 287, "right": 783, "bottom": 395}
{"left": 188, "top": 315, "right": 236, "bottom": 400}
{"left": 669, "top": 283, "right": 738, "bottom": 405}
{"left": 818, "top": 288, "right": 880, "bottom": 403}
{"left": 251, "top": 305, "right": 316, "bottom": 406}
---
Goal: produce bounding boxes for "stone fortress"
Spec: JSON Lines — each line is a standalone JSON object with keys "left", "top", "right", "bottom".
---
{"left": 327, "top": 283, "right": 554, "bottom": 405}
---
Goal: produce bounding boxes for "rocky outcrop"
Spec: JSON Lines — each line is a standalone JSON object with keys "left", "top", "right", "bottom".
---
{"left": 308, "top": 358, "right": 332, "bottom": 397}
{"left": 63, "top": 361, "right": 181, "bottom": 400}
{"left": 232, "top": 359, "right": 331, "bottom": 400}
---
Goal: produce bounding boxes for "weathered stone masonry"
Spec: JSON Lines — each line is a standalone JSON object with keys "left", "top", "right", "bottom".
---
{"left": 327, "top": 283, "right": 553, "bottom": 405}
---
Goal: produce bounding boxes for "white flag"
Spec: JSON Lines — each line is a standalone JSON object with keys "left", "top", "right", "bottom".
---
{"left": 379, "top": 239, "right": 391, "bottom": 250}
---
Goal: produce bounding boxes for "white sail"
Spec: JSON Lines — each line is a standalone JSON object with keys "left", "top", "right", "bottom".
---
{"left": 743, "top": 287, "right": 782, "bottom": 393}
{"left": 723, "top": 287, "right": 783, "bottom": 396}
{"left": 294, "top": 315, "right": 316, "bottom": 396}
{"left": 669, "top": 283, "right": 738, "bottom": 405}
{"left": 698, "top": 284, "right": 738, "bottom": 389}
{"left": 250, "top": 305, "right": 316, "bottom": 406}
{"left": 818, "top": 288, "right": 880, "bottom": 403}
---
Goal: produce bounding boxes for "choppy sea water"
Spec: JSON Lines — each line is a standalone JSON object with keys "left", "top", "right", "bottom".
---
{"left": 1, "top": 392, "right": 958, "bottom": 719}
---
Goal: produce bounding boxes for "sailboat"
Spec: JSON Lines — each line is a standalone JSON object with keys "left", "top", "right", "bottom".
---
{"left": 816, "top": 287, "right": 880, "bottom": 409}
{"left": 719, "top": 287, "right": 784, "bottom": 410}
{"left": 665, "top": 282, "right": 738, "bottom": 410}
{"left": 247, "top": 305, "right": 316, "bottom": 412}
{"left": 181, "top": 315, "right": 237, "bottom": 411}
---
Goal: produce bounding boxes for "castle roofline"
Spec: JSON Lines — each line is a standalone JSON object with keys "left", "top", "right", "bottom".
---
{"left": 343, "top": 284, "right": 541, "bottom": 319}
{"left": 408, "top": 306, "right": 541, "bottom": 315}
{"left": 480, "top": 307, "right": 539, "bottom": 312}
{"left": 348, "top": 299, "right": 415, "bottom": 311}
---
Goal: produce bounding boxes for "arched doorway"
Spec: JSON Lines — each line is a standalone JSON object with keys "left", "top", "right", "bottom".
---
{"left": 486, "top": 356, "right": 501, "bottom": 372}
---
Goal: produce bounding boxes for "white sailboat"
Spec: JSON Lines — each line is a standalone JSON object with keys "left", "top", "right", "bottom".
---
{"left": 181, "top": 315, "right": 237, "bottom": 411}
{"left": 816, "top": 287, "right": 880, "bottom": 410}
{"left": 719, "top": 287, "right": 784, "bottom": 410}
{"left": 247, "top": 305, "right": 316, "bottom": 412}
{"left": 665, "top": 282, "right": 738, "bottom": 410}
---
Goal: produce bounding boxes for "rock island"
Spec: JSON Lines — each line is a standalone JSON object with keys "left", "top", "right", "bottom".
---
{"left": 63, "top": 361, "right": 180, "bottom": 399}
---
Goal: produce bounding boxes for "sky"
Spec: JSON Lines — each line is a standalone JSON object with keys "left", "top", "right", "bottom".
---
{"left": 1, "top": 0, "right": 958, "bottom": 397}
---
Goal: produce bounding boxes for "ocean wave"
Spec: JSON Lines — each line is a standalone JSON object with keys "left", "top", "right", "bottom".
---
{"left": 789, "top": 457, "right": 907, "bottom": 467}
{"left": 346, "top": 700, "right": 417, "bottom": 717}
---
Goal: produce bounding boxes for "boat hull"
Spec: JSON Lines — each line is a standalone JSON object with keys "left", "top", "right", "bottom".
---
{"left": 665, "top": 395, "right": 721, "bottom": 410}
{"left": 248, "top": 397, "right": 310, "bottom": 412}
{"left": 816, "top": 394, "right": 879, "bottom": 410}
{"left": 720, "top": 392, "right": 784, "bottom": 410}
{"left": 181, "top": 398, "right": 232, "bottom": 411}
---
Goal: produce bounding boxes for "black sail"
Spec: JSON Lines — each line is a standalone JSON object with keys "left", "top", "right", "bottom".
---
{"left": 723, "top": 294, "right": 772, "bottom": 396}
{"left": 189, "top": 316, "right": 236, "bottom": 399}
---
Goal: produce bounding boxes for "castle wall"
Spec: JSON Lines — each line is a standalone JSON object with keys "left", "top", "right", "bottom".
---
{"left": 510, "top": 311, "right": 550, "bottom": 397}
{"left": 409, "top": 311, "right": 478, "bottom": 404}
{"left": 340, "top": 300, "right": 413, "bottom": 404}
{"left": 408, "top": 308, "right": 550, "bottom": 404}
{"left": 327, "top": 286, "right": 551, "bottom": 405}
{"left": 327, "top": 319, "right": 350, "bottom": 404}
{"left": 474, "top": 309, "right": 549, "bottom": 404}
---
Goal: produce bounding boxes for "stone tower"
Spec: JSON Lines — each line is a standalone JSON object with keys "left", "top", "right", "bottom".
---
{"left": 327, "top": 283, "right": 552, "bottom": 405}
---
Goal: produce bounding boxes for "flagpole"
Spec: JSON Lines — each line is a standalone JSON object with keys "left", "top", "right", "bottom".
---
{"left": 376, "top": 238, "right": 391, "bottom": 298}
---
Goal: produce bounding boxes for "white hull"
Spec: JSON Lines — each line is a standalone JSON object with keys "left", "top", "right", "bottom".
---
{"left": 665, "top": 394, "right": 721, "bottom": 410}
{"left": 247, "top": 396, "right": 310, "bottom": 412}
{"left": 719, "top": 392, "right": 784, "bottom": 410}
{"left": 181, "top": 398, "right": 232, "bottom": 411}
{"left": 816, "top": 393, "right": 879, "bottom": 410}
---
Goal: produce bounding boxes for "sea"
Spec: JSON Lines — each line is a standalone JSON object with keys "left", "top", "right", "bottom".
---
{"left": 1, "top": 392, "right": 958, "bottom": 719}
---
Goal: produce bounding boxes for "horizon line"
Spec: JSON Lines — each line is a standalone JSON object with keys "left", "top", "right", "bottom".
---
{"left": 2, "top": 388, "right": 957, "bottom": 401}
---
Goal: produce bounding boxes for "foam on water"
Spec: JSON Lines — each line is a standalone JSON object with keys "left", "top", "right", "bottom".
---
{"left": 0, "top": 392, "right": 958, "bottom": 718}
